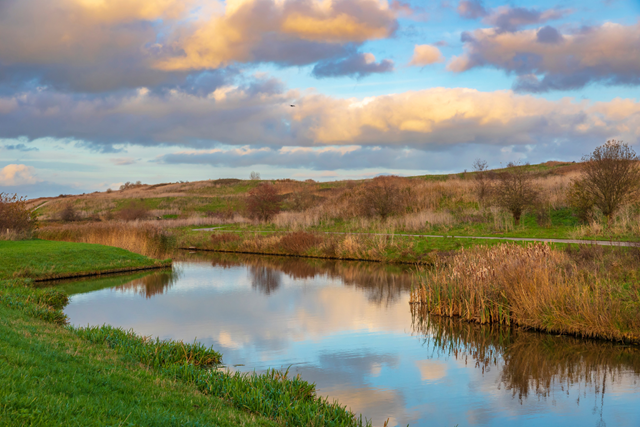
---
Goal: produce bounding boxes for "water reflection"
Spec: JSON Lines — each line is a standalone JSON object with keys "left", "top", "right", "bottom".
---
{"left": 61, "top": 253, "right": 640, "bottom": 427}
{"left": 205, "top": 253, "right": 414, "bottom": 305}
{"left": 412, "top": 306, "right": 640, "bottom": 424}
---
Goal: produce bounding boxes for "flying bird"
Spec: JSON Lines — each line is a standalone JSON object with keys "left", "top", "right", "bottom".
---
{"left": 290, "top": 104, "right": 295, "bottom": 107}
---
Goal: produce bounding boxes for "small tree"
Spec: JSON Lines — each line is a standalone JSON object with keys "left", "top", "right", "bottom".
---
{"left": 493, "top": 170, "right": 538, "bottom": 225}
{"left": 118, "top": 200, "right": 150, "bottom": 221}
{"left": 250, "top": 171, "right": 261, "bottom": 180}
{"left": 0, "top": 193, "right": 37, "bottom": 235}
{"left": 59, "top": 203, "right": 79, "bottom": 221}
{"left": 472, "top": 158, "right": 491, "bottom": 204}
{"left": 572, "top": 140, "right": 640, "bottom": 222}
{"left": 360, "top": 176, "right": 409, "bottom": 219}
{"left": 246, "top": 183, "right": 281, "bottom": 222}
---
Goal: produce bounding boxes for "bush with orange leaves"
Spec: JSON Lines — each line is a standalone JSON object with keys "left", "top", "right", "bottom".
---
{"left": 246, "top": 183, "right": 282, "bottom": 222}
{"left": 0, "top": 193, "right": 38, "bottom": 237}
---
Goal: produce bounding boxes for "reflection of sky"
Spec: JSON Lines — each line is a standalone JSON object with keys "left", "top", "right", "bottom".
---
{"left": 65, "top": 260, "right": 640, "bottom": 427}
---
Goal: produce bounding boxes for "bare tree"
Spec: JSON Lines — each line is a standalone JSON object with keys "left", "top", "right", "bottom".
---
{"left": 472, "top": 159, "right": 491, "bottom": 204}
{"left": 246, "top": 183, "right": 281, "bottom": 221}
{"left": 360, "top": 176, "right": 409, "bottom": 219}
{"left": 59, "top": 203, "right": 80, "bottom": 222}
{"left": 494, "top": 170, "right": 539, "bottom": 225}
{"left": 250, "top": 171, "right": 261, "bottom": 180}
{"left": 571, "top": 140, "right": 640, "bottom": 222}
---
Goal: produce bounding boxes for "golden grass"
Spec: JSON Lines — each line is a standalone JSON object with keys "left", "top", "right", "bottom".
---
{"left": 36, "top": 222, "right": 173, "bottom": 258}
{"left": 410, "top": 243, "right": 640, "bottom": 343}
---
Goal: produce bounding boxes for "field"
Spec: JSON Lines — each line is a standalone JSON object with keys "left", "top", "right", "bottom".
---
{"left": 0, "top": 240, "right": 170, "bottom": 281}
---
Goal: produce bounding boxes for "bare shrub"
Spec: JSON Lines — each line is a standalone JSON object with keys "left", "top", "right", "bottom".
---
{"left": 360, "top": 176, "right": 410, "bottom": 219}
{"left": 119, "top": 181, "right": 144, "bottom": 191}
{"left": 572, "top": 140, "right": 640, "bottom": 222}
{"left": 472, "top": 158, "right": 491, "bottom": 204}
{"left": 493, "top": 170, "right": 539, "bottom": 225}
{"left": 250, "top": 171, "right": 261, "bottom": 180}
{"left": 246, "top": 183, "right": 281, "bottom": 222}
{"left": 279, "top": 231, "right": 323, "bottom": 254}
{"left": 59, "top": 203, "right": 80, "bottom": 222}
{"left": 118, "top": 200, "right": 149, "bottom": 221}
{"left": 0, "top": 193, "right": 37, "bottom": 236}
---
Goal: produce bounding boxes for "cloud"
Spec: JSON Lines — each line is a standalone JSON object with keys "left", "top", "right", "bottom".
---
{"left": 3, "top": 143, "right": 39, "bottom": 152}
{"left": 1, "top": 81, "right": 638, "bottom": 155}
{"left": 154, "top": 0, "right": 399, "bottom": 71}
{"left": 111, "top": 157, "right": 136, "bottom": 166}
{"left": 457, "top": 0, "right": 487, "bottom": 20}
{"left": 483, "top": 7, "right": 571, "bottom": 33}
{"left": 409, "top": 45, "right": 444, "bottom": 66}
{"left": 0, "top": 0, "right": 401, "bottom": 92}
{"left": 390, "top": 1, "right": 429, "bottom": 22}
{"left": 456, "top": 2, "right": 570, "bottom": 32}
{"left": 312, "top": 52, "right": 394, "bottom": 78}
{"left": 448, "top": 22, "right": 640, "bottom": 92}
{"left": 0, "top": 164, "right": 38, "bottom": 185}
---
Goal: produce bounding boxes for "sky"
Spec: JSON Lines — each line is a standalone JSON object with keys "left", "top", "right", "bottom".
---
{"left": 1, "top": 0, "right": 639, "bottom": 198}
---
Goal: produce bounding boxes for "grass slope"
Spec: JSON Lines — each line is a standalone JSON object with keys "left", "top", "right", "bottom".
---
{"left": 0, "top": 304, "right": 275, "bottom": 427}
{"left": 0, "top": 240, "right": 169, "bottom": 280}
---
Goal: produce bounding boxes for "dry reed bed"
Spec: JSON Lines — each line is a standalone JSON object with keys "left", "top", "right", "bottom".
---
{"left": 410, "top": 242, "right": 640, "bottom": 343}
{"left": 36, "top": 222, "right": 173, "bottom": 258}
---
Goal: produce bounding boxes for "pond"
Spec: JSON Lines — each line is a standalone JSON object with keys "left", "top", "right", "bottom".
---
{"left": 59, "top": 252, "right": 640, "bottom": 427}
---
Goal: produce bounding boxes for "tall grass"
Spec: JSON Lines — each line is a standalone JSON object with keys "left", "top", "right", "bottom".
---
{"left": 37, "top": 221, "right": 173, "bottom": 258}
{"left": 410, "top": 243, "right": 640, "bottom": 342}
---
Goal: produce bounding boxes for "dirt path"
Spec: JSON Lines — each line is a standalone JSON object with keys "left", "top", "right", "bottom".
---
{"left": 192, "top": 228, "right": 640, "bottom": 247}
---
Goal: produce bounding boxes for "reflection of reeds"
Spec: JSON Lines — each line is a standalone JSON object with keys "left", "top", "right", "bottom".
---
{"left": 115, "top": 270, "right": 180, "bottom": 298}
{"left": 412, "top": 309, "right": 640, "bottom": 401}
{"left": 410, "top": 243, "right": 640, "bottom": 343}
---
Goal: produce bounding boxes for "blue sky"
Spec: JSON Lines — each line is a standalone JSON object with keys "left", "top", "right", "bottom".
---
{"left": 1, "top": 0, "right": 639, "bottom": 197}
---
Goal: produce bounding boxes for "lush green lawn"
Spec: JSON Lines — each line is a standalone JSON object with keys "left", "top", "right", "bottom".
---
{"left": 0, "top": 304, "right": 275, "bottom": 427}
{"left": 0, "top": 240, "right": 170, "bottom": 280}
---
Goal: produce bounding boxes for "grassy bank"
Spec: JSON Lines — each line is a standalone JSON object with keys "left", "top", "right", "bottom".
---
{"left": 410, "top": 242, "right": 640, "bottom": 343}
{"left": 0, "top": 240, "right": 171, "bottom": 281}
{"left": 0, "top": 241, "right": 373, "bottom": 426}
{"left": 178, "top": 229, "right": 527, "bottom": 264}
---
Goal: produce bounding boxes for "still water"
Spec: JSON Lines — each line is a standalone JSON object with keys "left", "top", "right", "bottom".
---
{"left": 60, "top": 252, "right": 640, "bottom": 427}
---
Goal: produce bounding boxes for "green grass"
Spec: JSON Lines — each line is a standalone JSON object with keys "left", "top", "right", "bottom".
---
{"left": 0, "top": 240, "right": 170, "bottom": 281}
{"left": 0, "top": 304, "right": 276, "bottom": 427}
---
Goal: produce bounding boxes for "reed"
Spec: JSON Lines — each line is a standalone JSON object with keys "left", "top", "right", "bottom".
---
{"left": 37, "top": 221, "right": 173, "bottom": 258}
{"left": 410, "top": 243, "right": 640, "bottom": 342}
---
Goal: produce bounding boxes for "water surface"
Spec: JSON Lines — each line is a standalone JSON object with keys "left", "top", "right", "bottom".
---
{"left": 61, "top": 252, "right": 640, "bottom": 427}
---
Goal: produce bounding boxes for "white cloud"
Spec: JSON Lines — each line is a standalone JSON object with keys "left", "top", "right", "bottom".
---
{"left": 0, "top": 164, "right": 39, "bottom": 186}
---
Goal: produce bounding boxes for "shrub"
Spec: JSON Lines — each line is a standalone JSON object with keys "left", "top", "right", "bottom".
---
{"left": 472, "top": 158, "right": 491, "bottom": 204}
{"left": 246, "top": 183, "right": 281, "bottom": 222}
{"left": 0, "top": 193, "right": 37, "bottom": 235}
{"left": 493, "top": 170, "right": 539, "bottom": 225}
{"left": 572, "top": 140, "right": 640, "bottom": 222}
{"left": 58, "top": 203, "right": 80, "bottom": 222}
{"left": 250, "top": 171, "right": 261, "bottom": 180}
{"left": 118, "top": 200, "right": 149, "bottom": 221}
{"left": 360, "top": 176, "right": 410, "bottom": 219}
{"left": 119, "top": 181, "right": 144, "bottom": 191}
{"left": 210, "top": 233, "right": 240, "bottom": 245}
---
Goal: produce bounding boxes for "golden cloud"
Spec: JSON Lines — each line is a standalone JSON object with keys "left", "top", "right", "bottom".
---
{"left": 409, "top": 45, "right": 444, "bottom": 66}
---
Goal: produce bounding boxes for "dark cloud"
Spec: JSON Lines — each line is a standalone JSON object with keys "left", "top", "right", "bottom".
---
{"left": 457, "top": 0, "right": 487, "bottom": 20}
{"left": 485, "top": 7, "right": 570, "bottom": 33}
{"left": 3, "top": 143, "right": 38, "bottom": 152}
{"left": 536, "top": 26, "right": 563, "bottom": 44}
{"left": 312, "top": 52, "right": 394, "bottom": 79}
{"left": 449, "top": 22, "right": 640, "bottom": 92}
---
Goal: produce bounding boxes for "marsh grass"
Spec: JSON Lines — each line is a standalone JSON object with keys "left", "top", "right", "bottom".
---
{"left": 0, "top": 276, "right": 374, "bottom": 426}
{"left": 410, "top": 243, "right": 640, "bottom": 342}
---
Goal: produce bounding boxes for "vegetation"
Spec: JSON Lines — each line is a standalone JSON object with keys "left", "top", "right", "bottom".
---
{"left": 0, "top": 193, "right": 38, "bottom": 238}
{"left": 493, "top": 169, "right": 539, "bottom": 225}
{"left": 0, "top": 240, "right": 170, "bottom": 281}
{"left": 246, "top": 183, "right": 281, "bottom": 222}
{"left": 410, "top": 242, "right": 640, "bottom": 343}
{"left": 569, "top": 140, "right": 640, "bottom": 222}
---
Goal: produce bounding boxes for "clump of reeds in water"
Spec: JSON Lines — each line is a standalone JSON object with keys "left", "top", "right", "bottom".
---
{"left": 410, "top": 242, "right": 640, "bottom": 343}
{"left": 37, "top": 221, "right": 173, "bottom": 258}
